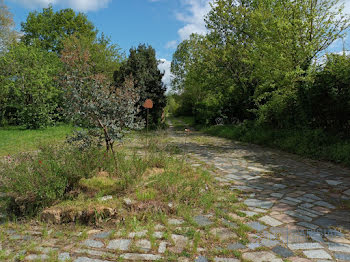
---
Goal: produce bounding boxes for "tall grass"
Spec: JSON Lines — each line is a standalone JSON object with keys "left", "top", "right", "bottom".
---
{"left": 203, "top": 122, "right": 350, "bottom": 166}
{"left": 0, "top": 132, "right": 215, "bottom": 219}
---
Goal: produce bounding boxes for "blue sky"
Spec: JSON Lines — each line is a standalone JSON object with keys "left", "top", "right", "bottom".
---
{"left": 6, "top": 0, "right": 213, "bottom": 87}
{"left": 5, "top": 0, "right": 350, "bottom": 87}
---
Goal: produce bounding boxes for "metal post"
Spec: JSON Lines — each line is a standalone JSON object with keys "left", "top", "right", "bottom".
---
{"left": 146, "top": 108, "right": 149, "bottom": 147}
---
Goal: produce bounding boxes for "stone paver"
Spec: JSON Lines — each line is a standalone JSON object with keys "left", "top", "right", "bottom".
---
{"left": 135, "top": 239, "right": 151, "bottom": 252}
{"left": 335, "top": 252, "right": 350, "bottom": 261}
{"left": 93, "top": 231, "right": 113, "bottom": 239}
{"left": 241, "top": 210, "right": 258, "bottom": 217}
{"left": 242, "top": 251, "right": 283, "bottom": 262}
{"left": 272, "top": 245, "right": 294, "bottom": 258}
{"left": 58, "top": 252, "right": 71, "bottom": 261}
{"left": 168, "top": 218, "right": 185, "bottom": 225}
{"left": 169, "top": 234, "right": 188, "bottom": 253}
{"left": 328, "top": 242, "right": 350, "bottom": 252}
{"left": 261, "top": 238, "right": 280, "bottom": 247}
{"left": 288, "top": 258, "right": 312, "bottom": 262}
{"left": 74, "top": 257, "right": 110, "bottom": 262}
{"left": 82, "top": 239, "right": 104, "bottom": 248}
{"left": 193, "top": 215, "right": 213, "bottom": 226}
{"left": 247, "top": 221, "right": 267, "bottom": 232}
{"left": 25, "top": 254, "right": 49, "bottom": 261}
{"left": 258, "top": 215, "right": 283, "bottom": 227}
{"left": 227, "top": 243, "right": 246, "bottom": 250}
{"left": 210, "top": 227, "right": 237, "bottom": 241}
{"left": 297, "top": 222, "right": 318, "bottom": 230}
{"left": 244, "top": 199, "right": 274, "bottom": 209}
{"left": 285, "top": 210, "right": 313, "bottom": 222}
{"left": 288, "top": 242, "right": 323, "bottom": 250}
{"left": 75, "top": 249, "right": 113, "bottom": 257}
{"left": 195, "top": 256, "right": 208, "bottom": 262}
{"left": 106, "top": 239, "right": 131, "bottom": 251}
{"left": 120, "top": 253, "right": 162, "bottom": 260}
{"left": 214, "top": 258, "right": 240, "bottom": 262}
{"left": 153, "top": 231, "right": 164, "bottom": 239}
{"left": 326, "top": 235, "right": 350, "bottom": 244}
{"left": 158, "top": 241, "right": 167, "bottom": 253}
{"left": 128, "top": 230, "right": 147, "bottom": 238}
{"left": 314, "top": 201, "right": 336, "bottom": 209}
{"left": 303, "top": 249, "right": 332, "bottom": 259}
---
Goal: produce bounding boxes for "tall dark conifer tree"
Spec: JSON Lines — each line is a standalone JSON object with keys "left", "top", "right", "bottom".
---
{"left": 114, "top": 44, "right": 167, "bottom": 127}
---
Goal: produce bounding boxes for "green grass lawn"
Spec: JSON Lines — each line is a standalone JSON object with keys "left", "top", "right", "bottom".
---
{"left": 0, "top": 124, "right": 75, "bottom": 157}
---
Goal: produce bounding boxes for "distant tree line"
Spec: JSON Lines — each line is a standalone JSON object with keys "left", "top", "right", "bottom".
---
{"left": 170, "top": 0, "right": 350, "bottom": 137}
{"left": 0, "top": 3, "right": 166, "bottom": 130}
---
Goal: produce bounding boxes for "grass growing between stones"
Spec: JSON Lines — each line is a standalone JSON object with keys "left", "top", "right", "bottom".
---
{"left": 0, "top": 129, "right": 251, "bottom": 261}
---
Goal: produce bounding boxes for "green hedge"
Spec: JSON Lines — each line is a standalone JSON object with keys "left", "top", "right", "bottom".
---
{"left": 203, "top": 122, "right": 350, "bottom": 167}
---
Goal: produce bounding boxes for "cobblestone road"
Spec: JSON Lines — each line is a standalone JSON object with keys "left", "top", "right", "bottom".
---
{"left": 0, "top": 126, "right": 349, "bottom": 261}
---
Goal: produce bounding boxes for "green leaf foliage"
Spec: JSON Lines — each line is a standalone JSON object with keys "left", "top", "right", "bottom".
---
{"left": 172, "top": 0, "right": 350, "bottom": 134}
{"left": 60, "top": 36, "right": 143, "bottom": 152}
{"left": 0, "top": 43, "right": 62, "bottom": 129}
{"left": 21, "top": 5, "right": 96, "bottom": 54}
{"left": 114, "top": 44, "right": 167, "bottom": 127}
{"left": 0, "top": 0, "right": 17, "bottom": 53}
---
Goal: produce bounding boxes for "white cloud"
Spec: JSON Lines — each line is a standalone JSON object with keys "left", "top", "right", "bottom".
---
{"left": 176, "top": 0, "right": 213, "bottom": 40}
{"left": 158, "top": 58, "right": 173, "bottom": 89}
{"left": 68, "top": 0, "right": 111, "bottom": 11}
{"left": 165, "top": 40, "right": 178, "bottom": 49}
{"left": 10, "top": 0, "right": 112, "bottom": 12}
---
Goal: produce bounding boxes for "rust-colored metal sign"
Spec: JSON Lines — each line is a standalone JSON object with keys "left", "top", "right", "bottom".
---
{"left": 143, "top": 99, "right": 153, "bottom": 109}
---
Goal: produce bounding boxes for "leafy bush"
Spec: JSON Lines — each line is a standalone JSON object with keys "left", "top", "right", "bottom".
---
{"left": 0, "top": 128, "right": 217, "bottom": 224}
{"left": 0, "top": 145, "right": 115, "bottom": 215}
{"left": 304, "top": 54, "right": 350, "bottom": 135}
{"left": 203, "top": 122, "right": 350, "bottom": 166}
{"left": 0, "top": 43, "right": 62, "bottom": 129}
{"left": 194, "top": 95, "right": 223, "bottom": 125}
{"left": 0, "top": 141, "right": 162, "bottom": 216}
{"left": 165, "top": 95, "right": 180, "bottom": 116}
{"left": 256, "top": 88, "right": 300, "bottom": 128}
{"left": 60, "top": 35, "right": 142, "bottom": 152}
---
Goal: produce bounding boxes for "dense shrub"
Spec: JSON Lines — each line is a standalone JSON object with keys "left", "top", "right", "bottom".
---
{"left": 60, "top": 35, "right": 142, "bottom": 152}
{"left": 203, "top": 122, "right": 350, "bottom": 166}
{"left": 0, "top": 43, "right": 62, "bottom": 129}
{"left": 0, "top": 132, "right": 216, "bottom": 218}
{"left": 305, "top": 54, "right": 350, "bottom": 135}
{"left": 194, "top": 96, "right": 223, "bottom": 125}
{"left": 0, "top": 145, "right": 117, "bottom": 215}
{"left": 256, "top": 88, "right": 301, "bottom": 128}
{"left": 166, "top": 95, "right": 181, "bottom": 116}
